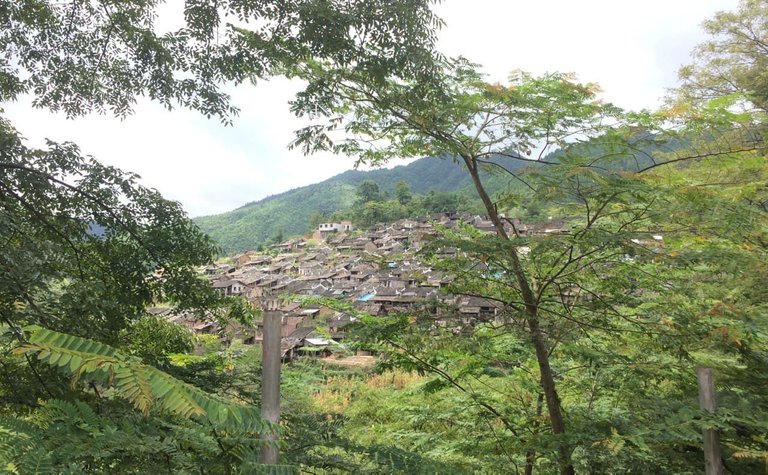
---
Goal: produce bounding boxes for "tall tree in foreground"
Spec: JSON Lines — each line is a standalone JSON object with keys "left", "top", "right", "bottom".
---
{"left": 291, "top": 50, "right": 765, "bottom": 471}
{"left": 291, "top": 57, "right": 627, "bottom": 474}
{"left": 346, "top": 148, "right": 768, "bottom": 472}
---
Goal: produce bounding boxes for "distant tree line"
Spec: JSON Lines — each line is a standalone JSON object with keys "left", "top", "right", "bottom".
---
{"left": 311, "top": 180, "right": 506, "bottom": 228}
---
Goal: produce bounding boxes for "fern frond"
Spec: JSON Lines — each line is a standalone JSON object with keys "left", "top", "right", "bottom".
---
{"left": 0, "top": 416, "right": 38, "bottom": 441}
{"left": 38, "top": 399, "right": 102, "bottom": 432}
{"left": 15, "top": 327, "right": 266, "bottom": 431}
{"left": 17, "top": 448, "right": 54, "bottom": 475}
{"left": 0, "top": 416, "right": 53, "bottom": 475}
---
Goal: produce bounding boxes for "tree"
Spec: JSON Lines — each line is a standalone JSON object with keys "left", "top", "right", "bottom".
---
{"left": 120, "top": 315, "right": 195, "bottom": 367}
{"left": 677, "top": 0, "right": 768, "bottom": 113}
{"left": 293, "top": 58, "right": 625, "bottom": 474}
{"left": 0, "top": 116, "right": 220, "bottom": 344}
{"left": 418, "top": 189, "right": 467, "bottom": 214}
{"left": 395, "top": 180, "right": 413, "bottom": 205}
{"left": 291, "top": 50, "right": 766, "bottom": 472}
{"left": 271, "top": 228, "right": 285, "bottom": 245}
{"left": 307, "top": 139, "right": 762, "bottom": 473}
{"left": 1, "top": 327, "right": 290, "bottom": 473}
{"left": 0, "top": 1, "right": 445, "bottom": 471}
{"left": 1, "top": 0, "right": 442, "bottom": 121}
{"left": 354, "top": 179, "right": 382, "bottom": 205}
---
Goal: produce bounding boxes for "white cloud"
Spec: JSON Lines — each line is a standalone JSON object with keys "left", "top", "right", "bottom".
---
{"left": 2, "top": 0, "right": 739, "bottom": 216}
{"left": 435, "top": 0, "right": 737, "bottom": 110}
{"left": 4, "top": 80, "right": 356, "bottom": 216}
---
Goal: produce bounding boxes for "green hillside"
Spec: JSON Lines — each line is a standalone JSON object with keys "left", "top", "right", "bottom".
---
{"left": 194, "top": 156, "right": 531, "bottom": 254}
{"left": 194, "top": 180, "right": 356, "bottom": 254}
{"left": 194, "top": 132, "right": 688, "bottom": 255}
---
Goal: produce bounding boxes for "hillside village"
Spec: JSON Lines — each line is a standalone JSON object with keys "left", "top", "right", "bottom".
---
{"left": 153, "top": 213, "right": 571, "bottom": 361}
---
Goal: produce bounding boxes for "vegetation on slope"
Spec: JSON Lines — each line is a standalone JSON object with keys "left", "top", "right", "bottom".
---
{"left": 193, "top": 156, "right": 529, "bottom": 254}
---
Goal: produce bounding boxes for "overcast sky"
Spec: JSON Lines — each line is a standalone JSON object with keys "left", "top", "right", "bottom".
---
{"left": 3, "top": 0, "right": 738, "bottom": 217}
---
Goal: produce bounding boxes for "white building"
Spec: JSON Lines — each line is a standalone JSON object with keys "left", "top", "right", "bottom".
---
{"left": 318, "top": 221, "right": 354, "bottom": 233}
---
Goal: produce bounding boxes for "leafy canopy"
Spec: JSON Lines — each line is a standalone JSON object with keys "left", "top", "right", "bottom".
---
{"left": 0, "top": 1, "right": 448, "bottom": 472}
{"left": 1, "top": 0, "right": 443, "bottom": 121}
{"left": 677, "top": 0, "right": 768, "bottom": 113}
{"left": 0, "top": 117, "right": 220, "bottom": 341}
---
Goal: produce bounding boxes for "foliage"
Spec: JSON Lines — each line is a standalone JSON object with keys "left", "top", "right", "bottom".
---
{"left": 119, "top": 315, "right": 195, "bottom": 367}
{"left": 277, "top": 361, "right": 472, "bottom": 474}
{"left": 0, "top": 327, "right": 305, "bottom": 473}
{"left": 291, "top": 57, "right": 618, "bottom": 164}
{"left": 0, "top": 117, "right": 220, "bottom": 343}
{"left": 676, "top": 0, "right": 768, "bottom": 113}
{"left": 287, "top": 7, "right": 768, "bottom": 473}
{"left": 195, "top": 179, "right": 358, "bottom": 253}
{"left": 0, "top": 397, "right": 298, "bottom": 474}
{"left": 16, "top": 326, "right": 264, "bottom": 426}
{"left": 194, "top": 156, "right": 502, "bottom": 253}
{"left": 1, "top": 0, "right": 442, "bottom": 122}
{"left": 355, "top": 180, "right": 383, "bottom": 205}
{"left": 395, "top": 180, "right": 413, "bottom": 205}
{"left": 341, "top": 150, "right": 768, "bottom": 473}
{"left": 0, "top": 414, "right": 53, "bottom": 475}
{"left": 291, "top": 54, "right": 638, "bottom": 474}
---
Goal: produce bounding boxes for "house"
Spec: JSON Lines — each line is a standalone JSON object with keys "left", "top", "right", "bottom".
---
{"left": 285, "top": 280, "right": 330, "bottom": 296}
{"left": 328, "top": 315, "right": 355, "bottom": 339}
{"left": 241, "top": 256, "right": 273, "bottom": 268}
{"left": 456, "top": 296, "right": 503, "bottom": 320}
{"left": 280, "top": 315, "right": 305, "bottom": 337}
{"left": 299, "top": 337, "right": 339, "bottom": 358}
{"left": 211, "top": 278, "right": 247, "bottom": 296}
{"left": 371, "top": 287, "right": 419, "bottom": 311}
{"left": 297, "top": 262, "right": 324, "bottom": 276}
{"left": 349, "top": 262, "right": 376, "bottom": 276}
{"left": 203, "top": 263, "right": 232, "bottom": 276}
{"left": 527, "top": 218, "right": 567, "bottom": 235}
{"left": 272, "top": 239, "right": 304, "bottom": 253}
{"left": 281, "top": 327, "right": 315, "bottom": 362}
{"left": 318, "top": 221, "right": 354, "bottom": 233}
{"left": 279, "top": 302, "right": 302, "bottom": 313}
{"left": 147, "top": 306, "right": 171, "bottom": 316}
{"left": 193, "top": 321, "right": 217, "bottom": 334}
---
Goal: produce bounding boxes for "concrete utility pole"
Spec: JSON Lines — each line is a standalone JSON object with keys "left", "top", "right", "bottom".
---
{"left": 697, "top": 366, "right": 723, "bottom": 475}
{"left": 261, "top": 311, "right": 281, "bottom": 465}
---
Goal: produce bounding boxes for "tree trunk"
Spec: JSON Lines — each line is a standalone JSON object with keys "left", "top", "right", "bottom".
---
{"left": 462, "top": 154, "right": 574, "bottom": 475}
{"left": 524, "top": 392, "right": 545, "bottom": 475}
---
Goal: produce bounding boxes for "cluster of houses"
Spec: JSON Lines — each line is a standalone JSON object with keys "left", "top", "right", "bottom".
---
{"left": 158, "top": 213, "right": 569, "bottom": 361}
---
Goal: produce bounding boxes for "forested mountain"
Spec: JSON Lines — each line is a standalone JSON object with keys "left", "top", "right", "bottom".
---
{"left": 193, "top": 155, "right": 529, "bottom": 254}
{"left": 194, "top": 132, "right": 688, "bottom": 255}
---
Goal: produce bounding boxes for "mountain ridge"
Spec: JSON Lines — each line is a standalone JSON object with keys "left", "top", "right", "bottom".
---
{"left": 193, "top": 155, "right": 521, "bottom": 254}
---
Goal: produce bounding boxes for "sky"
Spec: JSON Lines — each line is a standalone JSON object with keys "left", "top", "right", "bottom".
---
{"left": 3, "top": 0, "right": 738, "bottom": 217}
